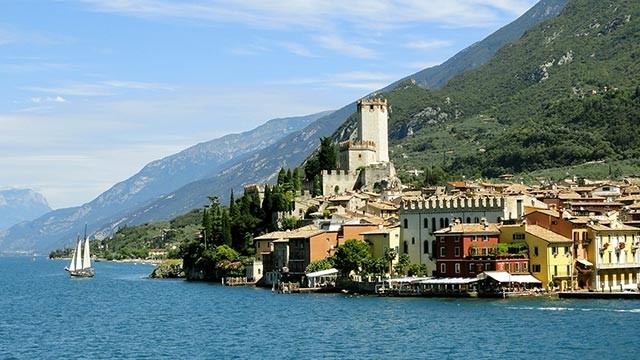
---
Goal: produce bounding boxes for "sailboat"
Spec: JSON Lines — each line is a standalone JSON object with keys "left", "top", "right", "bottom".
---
{"left": 64, "top": 228, "right": 95, "bottom": 277}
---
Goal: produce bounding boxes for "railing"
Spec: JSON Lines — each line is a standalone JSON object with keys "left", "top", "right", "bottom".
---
{"left": 598, "top": 262, "right": 640, "bottom": 269}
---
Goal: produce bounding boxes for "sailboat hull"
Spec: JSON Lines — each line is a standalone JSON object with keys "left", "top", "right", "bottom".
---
{"left": 67, "top": 268, "right": 95, "bottom": 278}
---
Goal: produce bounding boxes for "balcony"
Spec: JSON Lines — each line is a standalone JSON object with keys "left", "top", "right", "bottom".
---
{"left": 598, "top": 262, "right": 640, "bottom": 269}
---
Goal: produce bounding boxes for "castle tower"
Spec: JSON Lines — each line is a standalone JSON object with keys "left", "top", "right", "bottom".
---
{"left": 357, "top": 98, "right": 389, "bottom": 163}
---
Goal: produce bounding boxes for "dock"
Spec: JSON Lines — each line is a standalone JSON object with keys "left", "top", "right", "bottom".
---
{"left": 558, "top": 291, "right": 640, "bottom": 300}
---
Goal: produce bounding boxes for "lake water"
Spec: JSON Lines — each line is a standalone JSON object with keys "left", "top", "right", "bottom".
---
{"left": 1, "top": 256, "right": 638, "bottom": 359}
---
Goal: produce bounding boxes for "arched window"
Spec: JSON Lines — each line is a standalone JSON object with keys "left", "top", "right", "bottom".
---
{"left": 403, "top": 219, "right": 408, "bottom": 228}
{"left": 445, "top": 218, "right": 450, "bottom": 227}
{"left": 423, "top": 218, "right": 428, "bottom": 228}
{"left": 431, "top": 218, "right": 436, "bottom": 232}
{"left": 411, "top": 237, "right": 415, "bottom": 245}
{"left": 403, "top": 241, "right": 408, "bottom": 254}
{"left": 466, "top": 217, "right": 471, "bottom": 223}
{"left": 423, "top": 240, "right": 429, "bottom": 254}
{"left": 440, "top": 218, "right": 445, "bottom": 229}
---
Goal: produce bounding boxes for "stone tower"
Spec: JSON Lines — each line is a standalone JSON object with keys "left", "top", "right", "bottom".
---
{"left": 357, "top": 98, "right": 388, "bottom": 163}
{"left": 338, "top": 98, "right": 389, "bottom": 171}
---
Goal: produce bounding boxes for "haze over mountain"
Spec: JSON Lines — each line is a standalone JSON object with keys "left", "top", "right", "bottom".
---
{"left": 0, "top": 189, "right": 51, "bottom": 231}
{"left": 0, "top": 0, "right": 568, "bottom": 253}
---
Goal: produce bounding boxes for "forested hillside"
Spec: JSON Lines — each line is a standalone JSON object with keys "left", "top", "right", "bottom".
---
{"left": 375, "top": 0, "right": 640, "bottom": 181}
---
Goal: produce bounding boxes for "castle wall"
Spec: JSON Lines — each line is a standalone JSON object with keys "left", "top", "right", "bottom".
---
{"left": 321, "top": 170, "right": 359, "bottom": 196}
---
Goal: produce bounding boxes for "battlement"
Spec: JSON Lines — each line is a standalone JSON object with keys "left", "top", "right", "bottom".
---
{"left": 401, "top": 197, "right": 505, "bottom": 212}
{"left": 357, "top": 98, "right": 387, "bottom": 112}
{"left": 321, "top": 169, "right": 354, "bottom": 178}
{"left": 339, "top": 140, "right": 377, "bottom": 151}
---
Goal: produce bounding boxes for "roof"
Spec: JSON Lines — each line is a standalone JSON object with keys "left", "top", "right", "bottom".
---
{"left": 361, "top": 227, "right": 395, "bottom": 235}
{"left": 306, "top": 268, "right": 338, "bottom": 278}
{"left": 480, "top": 271, "right": 541, "bottom": 284}
{"left": 525, "top": 224, "right": 572, "bottom": 243}
{"left": 434, "top": 223, "right": 501, "bottom": 235}
{"left": 577, "top": 259, "right": 593, "bottom": 267}
{"left": 418, "top": 277, "right": 478, "bottom": 285}
{"left": 526, "top": 208, "right": 561, "bottom": 218}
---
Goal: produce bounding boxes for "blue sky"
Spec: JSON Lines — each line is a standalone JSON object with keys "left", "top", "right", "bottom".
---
{"left": 0, "top": 0, "right": 537, "bottom": 209}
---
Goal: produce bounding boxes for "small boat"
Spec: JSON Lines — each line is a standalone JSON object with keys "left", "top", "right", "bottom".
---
{"left": 64, "top": 227, "right": 95, "bottom": 278}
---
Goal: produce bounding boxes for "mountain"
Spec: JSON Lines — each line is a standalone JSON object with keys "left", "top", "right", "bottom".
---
{"left": 0, "top": 112, "right": 328, "bottom": 252}
{"left": 0, "top": 0, "right": 568, "bottom": 253}
{"left": 401, "top": 0, "right": 569, "bottom": 90}
{"left": 0, "top": 189, "right": 51, "bottom": 231}
{"left": 380, "top": 0, "right": 640, "bottom": 179}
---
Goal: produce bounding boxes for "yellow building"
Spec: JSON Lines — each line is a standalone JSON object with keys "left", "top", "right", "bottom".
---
{"left": 362, "top": 226, "right": 401, "bottom": 274}
{"left": 587, "top": 221, "right": 640, "bottom": 291}
{"left": 500, "top": 223, "right": 574, "bottom": 290}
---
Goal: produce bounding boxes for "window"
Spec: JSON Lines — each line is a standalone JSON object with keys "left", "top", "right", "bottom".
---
{"left": 484, "top": 263, "right": 491, "bottom": 270}
{"left": 553, "top": 265, "right": 558, "bottom": 276}
{"left": 534, "top": 247, "right": 539, "bottom": 256}
{"left": 466, "top": 217, "right": 471, "bottom": 223}
{"left": 454, "top": 247, "right": 460, "bottom": 257}
{"left": 412, "top": 237, "right": 415, "bottom": 245}
{"left": 440, "top": 247, "right": 446, "bottom": 257}
{"left": 403, "top": 241, "right": 408, "bottom": 254}
{"left": 513, "top": 233, "right": 525, "bottom": 240}
{"left": 532, "top": 264, "right": 541, "bottom": 273}
{"left": 439, "top": 236, "right": 445, "bottom": 243}
{"left": 440, "top": 263, "right": 446, "bottom": 274}
{"left": 482, "top": 236, "right": 489, "bottom": 242}
{"left": 431, "top": 218, "right": 436, "bottom": 232}
{"left": 564, "top": 246, "right": 570, "bottom": 255}
{"left": 424, "top": 218, "right": 428, "bottom": 228}
{"left": 470, "top": 236, "right": 477, "bottom": 242}
{"left": 423, "top": 240, "right": 429, "bottom": 254}
{"left": 454, "top": 236, "right": 460, "bottom": 243}
{"left": 455, "top": 263, "right": 461, "bottom": 274}
{"left": 440, "top": 218, "right": 445, "bottom": 229}
{"left": 469, "top": 263, "right": 475, "bottom": 271}
{"left": 403, "top": 219, "right": 408, "bottom": 229}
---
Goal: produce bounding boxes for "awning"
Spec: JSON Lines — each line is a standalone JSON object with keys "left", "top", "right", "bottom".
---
{"left": 479, "top": 271, "right": 541, "bottom": 284}
{"left": 577, "top": 259, "right": 593, "bottom": 267}
{"left": 306, "top": 268, "right": 338, "bottom": 278}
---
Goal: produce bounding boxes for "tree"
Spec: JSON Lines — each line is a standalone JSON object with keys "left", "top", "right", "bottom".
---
{"left": 277, "top": 167, "right": 286, "bottom": 186}
{"left": 306, "top": 258, "right": 334, "bottom": 273}
{"left": 393, "top": 254, "right": 411, "bottom": 275}
{"left": 318, "top": 137, "right": 337, "bottom": 171}
{"left": 384, "top": 247, "right": 398, "bottom": 276}
{"left": 332, "top": 239, "right": 371, "bottom": 276}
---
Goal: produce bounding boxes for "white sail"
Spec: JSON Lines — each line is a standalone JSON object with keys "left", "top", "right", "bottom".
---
{"left": 67, "top": 238, "right": 79, "bottom": 272}
{"left": 73, "top": 237, "right": 83, "bottom": 271}
{"left": 82, "top": 235, "right": 91, "bottom": 270}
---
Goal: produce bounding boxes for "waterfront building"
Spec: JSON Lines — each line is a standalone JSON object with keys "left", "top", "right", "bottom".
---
{"left": 361, "top": 226, "right": 401, "bottom": 269}
{"left": 523, "top": 209, "right": 614, "bottom": 289}
{"left": 434, "top": 221, "right": 501, "bottom": 277}
{"left": 400, "top": 194, "right": 547, "bottom": 275}
{"left": 500, "top": 223, "right": 573, "bottom": 290}
{"left": 587, "top": 221, "right": 640, "bottom": 291}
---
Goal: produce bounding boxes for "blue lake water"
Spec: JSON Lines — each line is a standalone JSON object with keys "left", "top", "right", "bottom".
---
{"left": 1, "top": 256, "right": 638, "bottom": 359}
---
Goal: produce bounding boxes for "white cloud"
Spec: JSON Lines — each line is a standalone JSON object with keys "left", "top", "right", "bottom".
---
{"left": 315, "top": 35, "right": 377, "bottom": 59}
{"left": 405, "top": 40, "right": 452, "bottom": 50}
{"left": 22, "top": 80, "right": 173, "bottom": 97}
{"left": 79, "top": 0, "right": 537, "bottom": 31}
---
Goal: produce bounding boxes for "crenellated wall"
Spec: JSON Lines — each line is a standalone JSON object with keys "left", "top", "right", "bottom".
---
{"left": 402, "top": 197, "right": 505, "bottom": 212}
{"left": 321, "top": 170, "right": 359, "bottom": 196}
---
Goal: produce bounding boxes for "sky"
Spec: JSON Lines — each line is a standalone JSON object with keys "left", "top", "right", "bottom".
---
{"left": 0, "top": 0, "right": 538, "bottom": 209}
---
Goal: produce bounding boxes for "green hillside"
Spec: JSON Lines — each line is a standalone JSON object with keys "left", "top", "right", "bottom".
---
{"left": 381, "top": 0, "right": 640, "bottom": 181}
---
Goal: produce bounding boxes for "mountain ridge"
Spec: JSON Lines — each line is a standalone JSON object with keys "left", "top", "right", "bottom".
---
{"left": 0, "top": 0, "right": 568, "bottom": 253}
